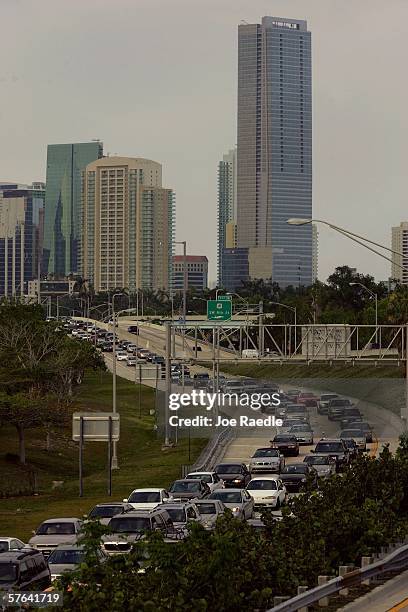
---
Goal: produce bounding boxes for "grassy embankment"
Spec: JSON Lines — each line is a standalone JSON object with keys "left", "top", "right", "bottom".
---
{"left": 0, "top": 371, "right": 206, "bottom": 541}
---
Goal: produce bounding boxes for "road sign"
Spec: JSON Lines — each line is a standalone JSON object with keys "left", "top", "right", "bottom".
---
{"left": 72, "top": 412, "right": 120, "bottom": 442}
{"left": 217, "top": 295, "right": 232, "bottom": 301}
{"left": 207, "top": 299, "right": 232, "bottom": 321}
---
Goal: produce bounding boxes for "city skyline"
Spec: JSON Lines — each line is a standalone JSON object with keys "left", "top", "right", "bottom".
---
{"left": 1, "top": 0, "right": 407, "bottom": 284}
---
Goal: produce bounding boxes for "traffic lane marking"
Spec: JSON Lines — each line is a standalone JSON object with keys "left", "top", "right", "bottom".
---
{"left": 388, "top": 597, "right": 408, "bottom": 611}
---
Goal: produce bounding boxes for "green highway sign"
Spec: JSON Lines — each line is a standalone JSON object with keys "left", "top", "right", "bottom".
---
{"left": 217, "top": 295, "right": 232, "bottom": 301}
{"left": 207, "top": 299, "right": 232, "bottom": 321}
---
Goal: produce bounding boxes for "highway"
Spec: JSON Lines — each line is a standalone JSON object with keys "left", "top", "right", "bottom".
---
{"left": 340, "top": 569, "right": 408, "bottom": 611}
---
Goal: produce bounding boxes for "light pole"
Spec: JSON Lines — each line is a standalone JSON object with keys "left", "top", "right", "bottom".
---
{"left": 268, "top": 301, "right": 297, "bottom": 352}
{"left": 110, "top": 292, "right": 124, "bottom": 469}
{"left": 227, "top": 292, "right": 250, "bottom": 351}
{"left": 350, "top": 282, "right": 378, "bottom": 344}
{"left": 174, "top": 241, "right": 187, "bottom": 322}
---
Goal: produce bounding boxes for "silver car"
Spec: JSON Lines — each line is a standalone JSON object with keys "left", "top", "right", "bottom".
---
{"left": 207, "top": 489, "right": 254, "bottom": 520}
{"left": 340, "top": 428, "right": 367, "bottom": 452}
{"left": 303, "top": 454, "right": 336, "bottom": 478}
{"left": 249, "top": 448, "right": 285, "bottom": 474}
{"left": 47, "top": 544, "right": 107, "bottom": 581}
{"left": 28, "top": 518, "right": 83, "bottom": 559}
{"left": 288, "top": 424, "right": 314, "bottom": 445}
{"left": 194, "top": 500, "right": 226, "bottom": 530}
{"left": 88, "top": 502, "right": 134, "bottom": 525}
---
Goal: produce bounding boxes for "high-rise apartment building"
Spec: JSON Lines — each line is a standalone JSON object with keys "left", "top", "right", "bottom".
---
{"left": 391, "top": 222, "right": 408, "bottom": 284}
{"left": 0, "top": 183, "right": 44, "bottom": 296}
{"left": 237, "top": 16, "right": 312, "bottom": 287}
{"left": 217, "top": 148, "right": 237, "bottom": 285}
{"left": 43, "top": 141, "right": 103, "bottom": 277}
{"left": 172, "top": 255, "right": 208, "bottom": 291}
{"left": 312, "top": 223, "right": 318, "bottom": 283}
{"left": 81, "top": 157, "right": 175, "bottom": 292}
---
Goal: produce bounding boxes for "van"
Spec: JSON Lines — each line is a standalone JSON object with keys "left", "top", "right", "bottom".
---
{"left": 0, "top": 549, "right": 51, "bottom": 591}
{"left": 242, "top": 349, "right": 259, "bottom": 358}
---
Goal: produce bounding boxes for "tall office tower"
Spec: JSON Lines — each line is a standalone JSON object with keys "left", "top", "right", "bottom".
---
{"left": 81, "top": 157, "right": 175, "bottom": 292}
{"left": 43, "top": 141, "right": 103, "bottom": 277}
{"left": 0, "top": 183, "right": 44, "bottom": 296}
{"left": 217, "top": 148, "right": 237, "bottom": 285}
{"left": 172, "top": 255, "right": 208, "bottom": 290}
{"left": 312, "top": 223, "right": 318, "bottom": 283}
{"left": 237, "top": 16, "right": 312, "bottom": 287}
{"left": 391, "top": 222, "right": 408, "bottom": 284}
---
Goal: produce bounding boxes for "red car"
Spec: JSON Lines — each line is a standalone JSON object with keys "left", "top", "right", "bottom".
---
{"left": 297, "top": 392, "right": 318, "bottom": 407}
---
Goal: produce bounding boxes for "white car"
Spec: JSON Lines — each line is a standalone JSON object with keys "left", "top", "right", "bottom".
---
{"left": 0, "top": 537, "right": 26, "bottom": 553}
{"left": 116, "top": 351, "right": 128, "bottom": 361}
{"left": 185, "top": 472, "right": 224, "bottom": 493}
{"left": 246, "top": 476, "right": 287, "bottom": 511}
{"left": 123, "top": 488, "right": 170, "bottom": 510}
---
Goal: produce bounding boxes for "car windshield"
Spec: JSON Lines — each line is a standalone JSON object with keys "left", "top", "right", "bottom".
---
{"left": 331, "top": 400, "right": 350, "bottom": 406}
{"left": 247, "top": 480, "right": 278, "bottom": 490}
{"left": 164, "top": 508, "right": 186, "bottom": 522}
{"left": 274, "top": 436, "right": 296, "bottom": 442}
{"left": 36, "top": 522, "right": 75, "bottom": 535}
{"left": 341, "top": 430, "right": 363, "bottom": 437}
{"left": 210, "top": 491, "right": 241, "bottom": 503}
{"left": 48, "top": 549, "right": 84, "bottom": 565}
{"left": 252, "top": 449, "right": 279, "bottom": 458}
{"left": 109, "top": 517, "right": 151, "bottom": 533}
{"left": 89, "top": 506, "right": 123, "bottom": 518}
{"left": 195, "top": 503, "right": 217, "bottom": 515}
{"left": 128, "top": 492, "right": 161, "bottom": 503}
{"left": 315, "top": 442, "right": 344, "bottom": 452}
{"left": 0, "top": 542, "right": 9, "bottom": 552}
{"left": 215, "top": 465, "right": 241, "bottom": 474}
{"left": 283, "top": 465, "right": 308, "bottom": 474}
{"left": 304, "top": 456, "right": 329, "bottom": 465}
{"left": 321, "top": 394, "right": 337, "bottom": 401}
{"left": 290, "top": 426, "right": 310, "bottom": 432}
{"left": 0, "top": 562, "right": 17, "bottom": 582}
{"left": 170, "top": 481, "right": 200, "bottom": 492}
{"left": 187, "top": 474, "right": 211, "bottom": 483}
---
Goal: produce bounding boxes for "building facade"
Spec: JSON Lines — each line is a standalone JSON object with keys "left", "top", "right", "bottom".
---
{"left": 43, "top": 142, "right": 103, "bottom": 277}
{"left": 237, "top": 16, "right": 312, "bottom": 288}
{"left": 81, "top": 157, "right": 174, "bottom": 292}
{"left": 221, "top": 248, "right": 249, "bottom": 292}
{"left": 312, "top": 223, "right": 318, "bottom": 283}
{"left": 391, "top": 222, "right": 408, "bottom": 284}
{"left": 172, "top": 255, "right": 208, "bottom": 291}
{"left": 217, "top": 148, "right": 237, "bottom": 285}
{"left": 0, "top": 183, "right": 44, "bottom": 296}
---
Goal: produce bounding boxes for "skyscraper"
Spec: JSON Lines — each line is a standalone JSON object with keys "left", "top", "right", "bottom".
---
{"left": 81, "top": 157, "right": 175, "bottom": 292}
{"left": 217, "top": 148, "right": 237, "bottom": 285}
{"left": 391, "top": 222, "right": 408, "bottom": 284}
{"left": 237, "top": 16, "right": 312, "bottom": 287}
{"left": 0, "top": 182, "right": 44, "bottom": 296}
{"left": 43, "top": 141, "right": 103, "bottom": 277}
{"left": 312, "top": 223, "right": 318, "bottom": 283}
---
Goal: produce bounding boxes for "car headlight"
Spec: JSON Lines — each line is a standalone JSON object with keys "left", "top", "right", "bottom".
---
{"left": 232, "top": 506, "right": 240, "bottom": 513}
{"left": 301, "top": 478, "right": 307, "bottom": 482}
{"left": 264, "top": 495, "right": 276, "bottom": 499}
{"left": 232, "top": 479, "right": 242, "bottom": 483}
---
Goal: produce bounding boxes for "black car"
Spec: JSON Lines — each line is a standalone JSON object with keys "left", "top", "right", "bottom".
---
{"left": 340, "top": 408, "right": 362, "bottom": 429}
{"left": 328, "top": 399, "right": 353, "bottom": 421}
{"left": 280, "top": 464, "right": 317, "bottom": 492}
{"left": 271, "top": 435, "right": 300, "bottom": 457}
{"left": 0, "top": 549, "right": 50, "bottom": 591}
{"left": 127, "top": 325, "right": 139, "bottom": 335}
{"left": 168, "top": 479, "right": 211, "bottom": 500}
{"left": 214, "top": 463, "right": 251, "bottom": 488}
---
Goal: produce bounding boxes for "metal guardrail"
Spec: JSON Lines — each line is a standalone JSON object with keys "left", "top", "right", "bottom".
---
{"left": 190, "top": 426, "right": 235, "bottom": 472}
{"left": 268, "top": 543, "right": 408, "bottom": 611}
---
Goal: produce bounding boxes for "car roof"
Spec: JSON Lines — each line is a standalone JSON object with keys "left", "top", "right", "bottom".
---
{"left": 0, "top": 537, "right": 21, "bottom": 542}
{"left": 316, "top": 438, "right": 343, "bottom": 443}
{"left": 0, "top": 550, "right": 40, "bottom": 561}
{"left": 93, "top": 502, "right": 128, "bottom": 507}
{"left": 129, "top": 488, "right": 164, "bottom": 493}
{"left": 187, "top": 471, "right": 214, "bottom": 476}
{"left": 40, "top": 518, "right": 81, "bottom": 523}
{"left": 209, "top": 488, "right": 243, "bottom": 493}
{"left": 248, "top": 475, "right": 280, "bottom": 481}
{"left": 52, "top": 543, "right": 85, "bottom": 551}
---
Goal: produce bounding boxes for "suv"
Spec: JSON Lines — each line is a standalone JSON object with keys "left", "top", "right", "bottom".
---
{"left": 28, "top": 518, "right": 83, "bottom": 559}
{"left": 0, "top": 549, "right": 50, "bottom": 591}
{"left": 313, "top": 439, "right": 349, "bottom": 471}
{"left": 318, "top": 393, "right": 339, "bottom": 415}
{"left": 102, "top": 509, "right": 177, "bottom": 554}
{"left": 328, "top": 398, "right": 353, "bottom": 421}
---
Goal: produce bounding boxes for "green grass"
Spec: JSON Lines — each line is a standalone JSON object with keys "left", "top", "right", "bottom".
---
{"left": 0, "top": 371, "right": 206, "bottom": 541}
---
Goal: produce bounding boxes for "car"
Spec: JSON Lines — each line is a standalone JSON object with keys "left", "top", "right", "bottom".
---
{"left": 284, "top": 404, "right": 309, "bottom": 419}
{"left": 88, "top": 502, "right": 135, "bottom": 525}
{"left": 126, "top": 343, "right": 138, "bottom": 353}
{"left": 328, "top": 398, "right": 354, "bottom": 421}
{"left": 127, "top": 325, "right": 139, "bottom": 335}
{"left": 303, "top": 454, "right": 337, "bottom": 477}
{"left": 0, "top": 549, "right": 50, "bottom": 591}
{"left": 116, "top": 351, "right": 128, "bottom": 361}
{"left": 286, "top": 389, "right": 301, "bottom": 401}
{"left": 123, "top": 488, "right": 170, "bottom": 510}
{"left": 318, "top": 393, "right": 339, "bottom": 415}
{"left": 0, "top": 538, "right": 27, "bottom": 553}
{"left": 185, "top": 471, "right": 224, "bottom": 492}
{"left": 246, "top": 476, "right": 287, "bottom": 510}
{"left": 298, "top": 392, "right": 318, "bottom": 407}
{"left": 340, "top": 408, "right": 363, "bottom": 429}
{"left": 194, "top": 499, "right": 226, "bottom": 530}
{"left": 126, "top": 356, "right": 137, "bottom": 366}
{"left": 102, "top": 509, "right": 177, "bottom": 555}
{"left": 249, "top": 448, "right": 285, "bottom": 474}
{"left": 342, "top": 437, "right": 359, "bottom": 461}
{"left": 288, "top": 424, "right": 314, "bottom": 445}
{"left": 28, "top": 518, "right": 83, "bottom": 559}
{"left": 168, "top": 479, "right": 211, "bottom": 500}
{"left": 280, "top": 464, "right": 317, "bottom": 492}
{"left": 47, "top": 544, "right": 107, "bottom": 582}
{"left": 159, "top": 501, "right": 202, "bottom": 529}
{"left": 151, "top": 355, "right": 165, "bottom": 365}
{"left": 312, "top": 439, "right": 350, "bottom": 471}
{"left": 340, "top": 428, "right": 367, "bottom": 452}
{"left": 348, "top": 421, "right": 373, "bottom": 443}
{"left": 214, "top": 463, "right": 251, "bottom": 488}
{"left": 270, "top": 434, "right": 299, "bottom": 457}
{"left": 208, "top": 489, "right": 254, "bottom": 520}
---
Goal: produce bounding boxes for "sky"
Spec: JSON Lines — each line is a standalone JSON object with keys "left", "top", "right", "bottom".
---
{"left": 1, "top": 0, "right": 407, "bottom": 284}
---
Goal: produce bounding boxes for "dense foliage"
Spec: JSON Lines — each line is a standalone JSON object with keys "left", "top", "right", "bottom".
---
{"left": 60, "top": 443, "right": 408, "bottom": 611}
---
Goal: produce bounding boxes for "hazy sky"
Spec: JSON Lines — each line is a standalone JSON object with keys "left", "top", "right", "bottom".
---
{"left": 1, "top": 0, "right": 407, "bottom": 284}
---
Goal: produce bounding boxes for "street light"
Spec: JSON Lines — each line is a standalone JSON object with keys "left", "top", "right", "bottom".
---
{"left": 174, "top": 241, "right": 187, "bottom": 322}
{"left": 268, "top": 301, "right": 298, "bottom": 351}
{"left": 349, "top": 282, "right": 378, "bottom": 343}
{"left": 110, "top": 292, "right": 125, "bottom": 469}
